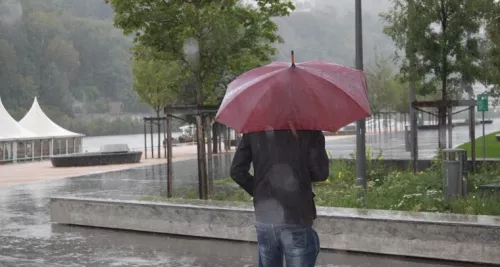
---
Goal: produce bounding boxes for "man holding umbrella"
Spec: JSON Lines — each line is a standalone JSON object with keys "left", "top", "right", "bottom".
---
{"left": 231, "top": 128, "right": 329, "bottom": 266}
{"left": 216, "top": 52, "right": 371, "bottom": 266}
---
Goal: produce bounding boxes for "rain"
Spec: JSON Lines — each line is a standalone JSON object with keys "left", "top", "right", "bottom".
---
{"left": 0, "top": 0, "right": 499, "bottom": 266}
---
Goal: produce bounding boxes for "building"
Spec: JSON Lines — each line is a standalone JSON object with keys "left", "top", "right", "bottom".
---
{"left": 0, "top": 97, "right": 85, "bottom": 163}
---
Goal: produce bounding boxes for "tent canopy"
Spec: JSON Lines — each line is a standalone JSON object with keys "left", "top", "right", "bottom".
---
{"left": 0, "top": 98, "right": 39, "bottom": 141}
{"left": 19, "top": 97, "right": 84, "bottom": 138}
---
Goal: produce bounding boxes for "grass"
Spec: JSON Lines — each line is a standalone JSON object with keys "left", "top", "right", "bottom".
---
{"left": 140, "top": 148, "right": 500, "bottom": 216}
{"left": 458, "top": 131, "right": 500, "bottom": 158}
{"left": 207, "top": 168, "right": 500, "bottom": 215}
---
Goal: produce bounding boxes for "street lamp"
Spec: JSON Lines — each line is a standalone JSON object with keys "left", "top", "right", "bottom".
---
{"left": 355, "top": 0, "right": 367, "bottom": 191}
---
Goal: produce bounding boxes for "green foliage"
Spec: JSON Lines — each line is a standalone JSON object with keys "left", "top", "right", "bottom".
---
{"left": 273, "top": 0, "right": 397, "bottom": 68}
{"left": 60, "top": 116, "right": 144, "bottom": 137}
{"left": 367, "top": 54, "right": 409, "bottom": 113}
{"left": 458, "top": 131, "right": 500, "bottom": 159}
{"left": 106, "top": 0, "right": 295, "bottom": 105}
{"left": 381, "top": 0, "right": 496, "bottom": 99}
{"left": 184, "top": 152, "right": 500, "bottom": 216}
{"left": 0, "top": 0, "right": 148, "bottom": 118}
{"left": 132, "top": 46, "right": 182, "bottom": 115}
{"left": 482, "top": 3, "right": 500, "bottom": 96}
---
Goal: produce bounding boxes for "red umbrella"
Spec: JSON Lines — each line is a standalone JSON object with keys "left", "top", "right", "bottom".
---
{"left": 215, "top": 52, "right": 371, "bottom": 133}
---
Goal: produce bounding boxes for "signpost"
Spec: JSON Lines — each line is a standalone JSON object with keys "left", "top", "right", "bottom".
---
{"left": 477, "top": 94, "right": 488, "bottom": 159}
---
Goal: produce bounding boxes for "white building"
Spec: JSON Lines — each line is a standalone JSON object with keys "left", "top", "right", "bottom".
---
{"left": 0, "top": 97, "right": 85, "bottom": 163}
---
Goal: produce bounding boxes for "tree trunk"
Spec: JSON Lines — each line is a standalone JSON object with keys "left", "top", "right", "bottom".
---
{"left": 206, "top": 116, "right": 214, "bottom": 199}
{"left": 195, "top": 72, "right": 208, "bottom": 199}
{"left": 196, "top": 115, "right": 207, "bottom": 199}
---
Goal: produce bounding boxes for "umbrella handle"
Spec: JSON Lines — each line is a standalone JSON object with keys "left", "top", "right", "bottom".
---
{"left": 291, "top": 50, "right": 295, "bottom": 67}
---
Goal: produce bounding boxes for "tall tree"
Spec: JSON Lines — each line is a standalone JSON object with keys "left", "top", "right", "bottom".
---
{"left": 482, "top": 3, "right": 500, "bottom": 98}
{"left": 132, "top": 56, "right": 180, "bottom": 117}
{"left": 381, "top": 0, "right": 494, "bottom": 148}
{"left": 367, "top": 53, "right": 407, "bottom": 113}
{"left": 132, "top": 48, "right": 181, "bottom": 158}
{"left": 106, "top": 0, "right": 294, "bottom": 199}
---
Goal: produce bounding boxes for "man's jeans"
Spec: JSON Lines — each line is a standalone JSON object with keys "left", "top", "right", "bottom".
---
{"left": 255, "top": 222, "right": 320, "bottom": 267}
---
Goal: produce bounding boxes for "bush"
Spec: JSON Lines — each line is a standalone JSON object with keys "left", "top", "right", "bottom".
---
{"left": 151, "top": 150, "right": 500, "bottom": 216}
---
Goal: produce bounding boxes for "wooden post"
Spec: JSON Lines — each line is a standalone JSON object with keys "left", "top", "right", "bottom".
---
{"left": 206, "top": 116, "right": 214, "bottom": 199}
{"left": 166, "top": 115, "right": 173, "bottom": 198}
{"left": 377, "top": 113, "right": 381, "bottom": 133}
{"left": 224, "top": 126, "right": 230, "bottom": 152}
{"left": 447, "top": 106, "right": 453, "bottom": 148}
{"left": 150, "top": 119, "right": 154, "bottom": 158}
{"left": 196, "top": 114, "right": 208, "bottom": 199}
{"left": 218, "top": 124, "right": 222, "bottom": 153}
{"left": 144, "top": 120, "right": 147, "bottom": 159}
{"left": 157, "top": 117, "right": 161, "bottom": 158}
{"left": 389, "top": 112, "right": 392, "bottom": 132}
{"left": 469, "top": 107, "right": 476, "bottom": 172}
{"left": 163, "top": 118, "right": 167, "bottom": 159}
{"left": 212, "top": 122, "right": 218, "bottom": 154}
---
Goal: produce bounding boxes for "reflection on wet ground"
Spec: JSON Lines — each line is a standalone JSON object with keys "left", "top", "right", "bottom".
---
{"left": 0, "top": 154, "right": 483, "bottom": 266}
{"left": 329, "top": 122, "right": 498, "bottom": 159}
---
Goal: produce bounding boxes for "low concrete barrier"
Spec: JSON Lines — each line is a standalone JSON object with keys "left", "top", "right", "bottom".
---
{"left": 51, "top": 197, "right": 500, "bottom": 265}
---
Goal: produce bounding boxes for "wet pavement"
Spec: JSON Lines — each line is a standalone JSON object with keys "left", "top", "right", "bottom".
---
{"left": 0, "top": 154, "right": 486, "bottom": 267}
{"left": 327, "top": 122, "right": 500, "bottom": 159}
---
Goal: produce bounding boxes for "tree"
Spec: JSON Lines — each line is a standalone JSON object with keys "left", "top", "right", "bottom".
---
{"left": 106, "top": 0, "right": 295, "bottom": 199}
{"left": 367, "top": 54, "right": 407, "bottom": 113}
{"left": 132, "top": 46, "right": 182, "bottom": 158}
{"left": 132, "top": 55, "right": 180, "bottom": 117}
{"left": 381, "top": 0, "right": 494, "bottom": 148}
{"left": 481, "top": 3, "right": 500, "bottom": 98}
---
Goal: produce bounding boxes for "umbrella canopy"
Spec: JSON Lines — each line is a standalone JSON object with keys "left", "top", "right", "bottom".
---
{"left": 216, "top": 58, "right": 371, "bottom": 133}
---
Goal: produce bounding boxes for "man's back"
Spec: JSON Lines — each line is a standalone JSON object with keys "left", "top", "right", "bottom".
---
{"left": 230, "top": 130, "right": 329, "bottom": 226}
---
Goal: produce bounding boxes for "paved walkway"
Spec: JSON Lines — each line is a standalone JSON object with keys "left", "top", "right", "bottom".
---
{"left": 0, "top": 136, "right": 351, "bottom": 187}
{"left": 0, "top": 158, "right": 479, "bottom": 267}
{"left": 327, "top": 122, "right": 500, "bottom": 159}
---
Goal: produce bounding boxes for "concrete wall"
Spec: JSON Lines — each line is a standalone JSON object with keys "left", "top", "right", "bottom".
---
{"left": 51, "top": 197, "right": 500, "bottom": 265}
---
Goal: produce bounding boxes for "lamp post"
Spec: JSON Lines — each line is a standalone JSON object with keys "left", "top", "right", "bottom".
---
{"left": 355, "top": 0, "right": 366, "bottom": 191}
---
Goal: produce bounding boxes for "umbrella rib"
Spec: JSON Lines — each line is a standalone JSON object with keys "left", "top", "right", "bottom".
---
{"left": 299, "top": 66, "right": 369, "bottom": 116}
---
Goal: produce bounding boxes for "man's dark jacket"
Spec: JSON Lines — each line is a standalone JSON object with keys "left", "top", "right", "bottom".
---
{"left": 230, "top": 130, "right": 329, "bottom": 226}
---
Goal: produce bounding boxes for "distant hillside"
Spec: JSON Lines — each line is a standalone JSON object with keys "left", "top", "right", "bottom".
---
{"left": 275, "top": 0, "right": 396, "bottom": 69}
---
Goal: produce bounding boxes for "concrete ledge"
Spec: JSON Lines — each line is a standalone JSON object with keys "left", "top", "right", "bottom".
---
{"left": 51, "top": 197, "right": 500, "bottom": 265}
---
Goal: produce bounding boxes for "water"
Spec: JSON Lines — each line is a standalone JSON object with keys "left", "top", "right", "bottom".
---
{"left": 328, "top": 119, "right": 500, "bottom": 159}
{"left": 82, "top": 133, "right": 182, "bottom": 152}
{"left": 0, "top": 155, "right": 485, "bottom": 266}
{"left": 81, "top": 118, "right": 500, "bottom": 157}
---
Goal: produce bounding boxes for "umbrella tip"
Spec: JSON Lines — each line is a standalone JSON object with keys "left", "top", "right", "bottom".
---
{"left": 291, "top": 50, "right": 295, "bottom": 67}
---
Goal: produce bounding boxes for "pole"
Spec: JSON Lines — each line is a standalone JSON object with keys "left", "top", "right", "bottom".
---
{"left": 144, "top": 120, "right": 147, "bottom": 159}
{"left": 355, "top": 0, "right": 366, "bottom": 191}
{"left": 482, "top": 111, "right": 486, "bottom": 160}
{"left": 447, "top": 106, "right": 453, "bottom": 148}
{"left": 163, "top": 119, "right": 167, "bottom": 159}
{"left": 157, "top": 118, "right": 161, "bottom": 159}
{"left": 469, "top": 107, "right": 476, "bottom": 172}
{"left": 150, "top": 120, "right": 154, "bottom": 158}
{"left": 166, "top": 115, "right": 173, "bottom": 198}
{"left": 408, "top": 0, "right": 418, "bottom": 173}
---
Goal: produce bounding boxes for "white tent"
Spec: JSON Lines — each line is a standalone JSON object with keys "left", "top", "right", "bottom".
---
{"left": 0, "top": 98, "right": 38, "bottom": 141}
{"left": 18, "top": 97, "right": 85, "bottom": 157}
{"left": 0, "top": 98, "right": 40, "bottom": 163}
{"left": 19, "top": 97, "right": 84, "bottom": 138}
